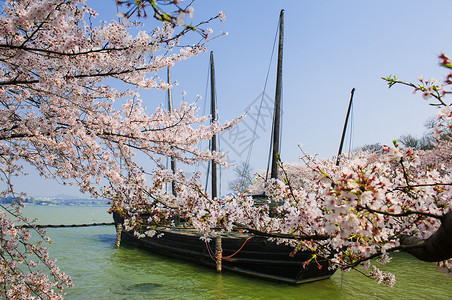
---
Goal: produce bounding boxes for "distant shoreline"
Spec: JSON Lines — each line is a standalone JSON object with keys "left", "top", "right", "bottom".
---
{"left": 24, "top": 203, "right": 110, "bottom": 207}
{"left": 0, "top": 196, "right": 110, "bottom": 207}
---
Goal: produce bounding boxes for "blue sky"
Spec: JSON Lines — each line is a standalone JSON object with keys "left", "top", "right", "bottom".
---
{"left": 12, "top": 0, "right": 452, "bottom": 197}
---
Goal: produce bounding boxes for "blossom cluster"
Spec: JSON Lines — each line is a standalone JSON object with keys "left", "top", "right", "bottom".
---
{"left": 0, "top": 204, "right": 73, "bottom": 298}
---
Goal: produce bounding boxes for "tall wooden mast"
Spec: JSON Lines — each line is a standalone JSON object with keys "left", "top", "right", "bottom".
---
{"left": 336, "top": 88, "right": 355, "bottom": 166}
{"left": 210, "top": 51, "right": 217, "bottom": 199}
{"left": 167, "top": 67, "right": 177, "bottom": 194}
{"left": 270, "top": 9, "right": 284, "bottom": 179}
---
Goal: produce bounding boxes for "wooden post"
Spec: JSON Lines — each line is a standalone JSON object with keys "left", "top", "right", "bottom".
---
{"left": 215, "top": 236, "right": 222, "bottom": 272}
{"left": 115, "top": 223, "right": 122, "bottom": 249}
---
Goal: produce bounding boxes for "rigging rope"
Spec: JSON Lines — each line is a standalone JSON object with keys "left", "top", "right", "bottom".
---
{"left": 265, "top": 18, "right": 283, "bottom": 181}
{"left": 245, "top": 18, "right": 280, "bottom": 171}
{"left": 205, "top": 240, "right": 216, "bottom": 261}
{"left": 266, "top": 107, "right": 275, "bottom": 181}
{"left": 204, "top": 141, "right": 211, "bottom": 192}
{"left": 218, "top": 122, "right": 222, "bottom": 196}
{"left": 210, "top": 85, "right": 222, "bottom": 196}
{"left": 201, "top": 60, "right": 211, "bottom": 189}
{"left": 347, "top": 100, "right": 354, "bottom": 158}
{"left": 196, "top": 62, "right": 212, "bottom": 175}
{"left": 213, "top": 73, "right": 221, "bottom": 196}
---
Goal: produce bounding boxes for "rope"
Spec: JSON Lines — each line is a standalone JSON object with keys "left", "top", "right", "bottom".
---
{"left": 204, "top": 147, "right": 211, "bottom": 192}
{"left": 218, "top": 127, "right": 222, "bottom": 196}
{"left": 265, "top": 16, "right": 283, "bottom": 181}
{"left": 195, "top": 61, "right": 211, "bottom": 175}
{"left": 205, "top": 237, "right": 253, "bottom": 262}
{"left": 266, "top": 103, "right": 276, "bottom": 181}
{"left": 265, "top": 80, "right": 284, "bottom": 180}
{"left": 18, "top": 222, "right": 115, "bottom": 229}
{"left": 215, "top": 251, "right": 222, "bottom": 261}
{"left": 214, "top": 78, "right": 221, "bottom": 197}
{"left": 245, "top": 18, "right": 280, "bottom": 169}
{"left": 222, "top": 237, "right": 252, "bottom": 260}
{"left": 205, "top": 240, "right": 216, "bottom": 261}
{"left": 347, "top": 100, "right": 354, "bottom": 159}
{"left": 279, "top": 82, "right": 283, "bottom": 157}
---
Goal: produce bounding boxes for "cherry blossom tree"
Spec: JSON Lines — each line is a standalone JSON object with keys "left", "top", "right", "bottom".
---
{"left": 0, "top": 0, "right": 229, "bottom": 298}
{"left": 419, "top": 139, "right": 452, "bottom": 169}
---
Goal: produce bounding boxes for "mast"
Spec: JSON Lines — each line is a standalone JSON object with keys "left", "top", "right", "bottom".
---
{"left": 167, "top": 67, "right": 177, "bottom": 194}
{"left": 336, "top": 88, "right": 355, "bottom": 166}
{"left": 210, "top": 51, "right": 217, "bottom": 199}
{"left": 270, "top": 9, "right": 284, "bottom": 179}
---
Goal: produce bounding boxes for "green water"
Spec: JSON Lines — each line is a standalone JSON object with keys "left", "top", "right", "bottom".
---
{"left": 21, "top": 206, "right": 451, "bottom": 300}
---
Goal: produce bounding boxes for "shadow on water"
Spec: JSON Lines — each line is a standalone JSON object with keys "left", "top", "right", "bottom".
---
{"left": 126, "top": 282, "right": 162, "bottom": 291}
{"left": 96, "top": 233, "right": 116, "bottom": 245}
{"left": 112, "top": 282, "right": 163, "bottom": 297}
{"left": 104, "top": 240, "right": 346, "bottom": 300}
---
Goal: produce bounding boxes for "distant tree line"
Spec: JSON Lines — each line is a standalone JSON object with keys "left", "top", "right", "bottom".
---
{"left": 358, "top": 116, "right": 451, "bottom": 152}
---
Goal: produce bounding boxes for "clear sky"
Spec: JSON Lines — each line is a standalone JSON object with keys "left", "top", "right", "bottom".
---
{"left": 11, "top": 0, "right": 452, "bottom": 197}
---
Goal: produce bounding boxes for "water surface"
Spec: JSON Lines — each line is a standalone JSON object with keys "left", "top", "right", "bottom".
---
{"left": 22, "top": 206, "right": 452, "bottom": 299}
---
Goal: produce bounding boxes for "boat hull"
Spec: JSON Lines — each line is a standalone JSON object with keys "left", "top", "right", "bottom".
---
{"left": 113, "top": 212, "right": 335, "bottom": 284}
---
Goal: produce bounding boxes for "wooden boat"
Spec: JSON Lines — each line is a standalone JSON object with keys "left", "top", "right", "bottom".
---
{"left": 112, "top": 212, "right": 334, "bottom": 284}
{"left": 113, "top": 10, "right": 336, "bottom": 284}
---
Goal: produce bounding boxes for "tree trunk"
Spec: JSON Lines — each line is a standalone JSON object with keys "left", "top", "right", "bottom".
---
{"left": 400, "top": 212, "right": 452, "bottom": 262}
